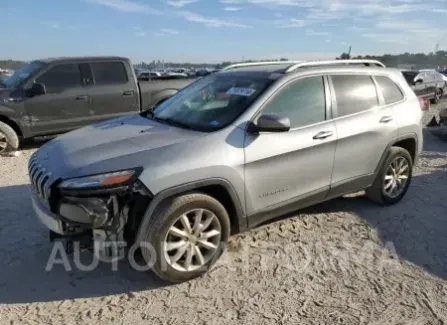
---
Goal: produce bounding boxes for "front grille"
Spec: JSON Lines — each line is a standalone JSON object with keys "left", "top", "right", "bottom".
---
{"left": 28, "top": 155, "right": 53, "bottom": 201}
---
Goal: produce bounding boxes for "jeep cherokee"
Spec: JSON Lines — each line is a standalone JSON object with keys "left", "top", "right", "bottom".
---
{"left": 29, "top": 59, "right": 423, "bottom": 283}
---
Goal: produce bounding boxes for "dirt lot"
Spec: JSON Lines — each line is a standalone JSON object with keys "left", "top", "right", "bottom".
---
{"left": 1, "top": 102, "right": 447, "bottom": 325}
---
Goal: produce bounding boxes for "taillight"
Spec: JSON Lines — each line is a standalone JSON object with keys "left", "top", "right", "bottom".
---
{"left": 418, "top": 97, "right": 429, "bottom": 111}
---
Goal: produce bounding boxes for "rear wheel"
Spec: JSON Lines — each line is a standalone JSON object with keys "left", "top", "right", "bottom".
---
{"left": 366, "top": 147, "right": 413, "bottom": 205}
{"left": 431, "top": 88, "right": 443, "bottom": 104}
{"left": 0, "top": 121, "right": 19, "bottom": 155}
{"left": 140, "top": 192, "right": 230, "bottom": 283}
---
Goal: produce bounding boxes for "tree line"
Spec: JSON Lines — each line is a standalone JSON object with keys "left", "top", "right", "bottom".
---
{"left": 337, "top": 51, "right": 447, "bottom": 68}
{"left": 2, "top": 52, "right": 447, "bottom": 70}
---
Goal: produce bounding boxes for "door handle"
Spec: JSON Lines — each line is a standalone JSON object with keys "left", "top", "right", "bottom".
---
{"left": 122, "top": 90, "right": 135, "bottom": 96}
{"left": 313, "top": 131, "right": 333, "bottom": 140}
{"left": 75, "top": 95, "right": 89, "bottom": 101}
{"left": 4, "top": 97, "right": 23, "bottom": 103}
{"left": 380, "top": 116, "right": 393, "bottom": 123}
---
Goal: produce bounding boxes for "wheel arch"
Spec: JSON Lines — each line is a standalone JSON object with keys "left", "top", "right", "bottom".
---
{"left": 135, "top": 178, "right": 247, "bottom": 244}
{"left": 0, "top": 115, "right": 23, "bottom": 138}
{"left": 374, "top": 133, "right": 418, "bottom": 176}
{"left": 392, "top": 136, "right": 417, "bottom": 163}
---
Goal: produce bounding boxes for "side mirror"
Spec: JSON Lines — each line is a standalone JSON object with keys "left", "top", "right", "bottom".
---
{"left": 247, "top": 113, "right": 291, "bottom": 133}
{"left": 27, "top": 83, "right": 46, "bottom": 97}
{"left": 414, "top": 78, "right": 423, "bottom": 85}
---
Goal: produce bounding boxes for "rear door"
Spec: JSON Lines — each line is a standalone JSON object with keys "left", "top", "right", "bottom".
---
{"left": 24, "top": 63, "right": 92, "bottom": 135}
{"left": 87, "top": 61, "right": 139, "bottom": 123}
{"left": 328, "top": 74, "right": 397, "bottom": 196}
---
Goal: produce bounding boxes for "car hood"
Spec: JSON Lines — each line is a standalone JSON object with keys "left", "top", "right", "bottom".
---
{"left": 34, "top": 114, "right": 206, "bottom": 179}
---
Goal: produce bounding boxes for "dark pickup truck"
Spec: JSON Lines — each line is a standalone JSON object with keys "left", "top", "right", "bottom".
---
{"left": 0, "top": 56, "right": 196, "bottom": 153}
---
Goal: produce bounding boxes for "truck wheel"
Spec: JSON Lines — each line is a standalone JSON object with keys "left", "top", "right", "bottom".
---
{"left": 0, "top": 121, "right": 19, "bottom": 154}
{"left": 140, "top": 192, "right": 230, "bottom": 283}
{"left": 431, "top": 88, "right": 443, "bottom": 104}
{"left": 366, "top": 147, "right": 413, "bottom": 205}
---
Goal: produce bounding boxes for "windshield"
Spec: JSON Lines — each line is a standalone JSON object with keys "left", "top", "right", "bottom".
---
{"left": 152, "top": 73, "right": 273, "bottom": 132}
{"left": 1, "top": 62, "right": 46, "bottom": 88}
{"left": 401, "top": 71, "right": 418, "bottom": 85}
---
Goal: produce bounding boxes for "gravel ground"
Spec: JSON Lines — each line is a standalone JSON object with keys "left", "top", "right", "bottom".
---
{"left": 1, "top": 102, "right": 447, "bottom": 325}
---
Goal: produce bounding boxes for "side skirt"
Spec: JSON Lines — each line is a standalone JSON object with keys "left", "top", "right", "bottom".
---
{"left": 247, "top": 174, "right": 375, "bottom": 229}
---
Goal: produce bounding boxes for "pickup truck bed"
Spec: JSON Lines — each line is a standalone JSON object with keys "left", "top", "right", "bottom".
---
{"left": 139, "top": 77, "right": 196, "bottom": 111}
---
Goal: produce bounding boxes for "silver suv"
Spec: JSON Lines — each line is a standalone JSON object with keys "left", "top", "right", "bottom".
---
{"left": 29, "top": 60, "right": 423, "bottom": 283}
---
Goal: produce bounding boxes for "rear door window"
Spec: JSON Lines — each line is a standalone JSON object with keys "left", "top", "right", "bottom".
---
{"left": 425, "top": 72, "right": 435, "bottom": 82}
{"left": 331, "top": 75, "right": 379, "bottom": 117}
{"left": 375, "top": 76, "right": 404, "bottom": 105}
{"left": 90, "top": 62, "right": 128, "bottom": 85}
{"left": 79, "top": 63, "right": 93, "bottom": 86}
{"left": 36, "top": 64, "right": 82, "bottom": 93}
{"left": 435, "top": 73, "right": 444, "bottom": 82}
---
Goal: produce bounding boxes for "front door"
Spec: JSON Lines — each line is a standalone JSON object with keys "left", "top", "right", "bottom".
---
{"left": 24, "top": 63, "right": 92, "bottom": 136}
{"left": 328, "top": 74, "right": 397, "bottom": 196}
{"left": 244, "top": 76, "right": 337, "bottom": 217}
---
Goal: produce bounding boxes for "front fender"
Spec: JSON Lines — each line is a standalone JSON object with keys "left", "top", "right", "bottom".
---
{"left": 135, "top": 178, "right": 246, "bottom": 244}
{"left": 0, "top": 104, "right": 18, "bottom": 117}
{"left": 0, "top": 104, "right": 29, "bottom": 138}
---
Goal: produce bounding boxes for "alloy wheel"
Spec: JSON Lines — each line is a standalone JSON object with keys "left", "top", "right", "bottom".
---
{"left": 383, "top": 156, "right": 410, "bottom": 198}
{"left": 0, "top": 132, "right": 8, "bottom": 153}
{"left": 435, "top": 89, "right": 442, "bottom": 101}
{"left": 163, "top": 208, "right": 222, "bottom": 272}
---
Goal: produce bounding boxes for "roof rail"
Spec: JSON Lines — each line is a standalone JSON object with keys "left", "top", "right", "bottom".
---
{"left": 221, "top": 60, "right": 303, "bottom": 71}
{"left": 285, "top": 59, "right": 386, "bottom": 73}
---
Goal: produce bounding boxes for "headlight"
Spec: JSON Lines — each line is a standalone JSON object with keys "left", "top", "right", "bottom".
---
{"left": 58, "top": 169, "right": 140, "bottom": 190}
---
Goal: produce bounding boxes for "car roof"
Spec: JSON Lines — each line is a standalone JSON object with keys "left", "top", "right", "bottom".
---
{"left": 218, "top": 64, "right": 398, "bottom": 80}
{"left": 219, "top": 64, "right": 292, "bottom": 74}
{"left": 33, "top": 56, "right": 129, "bottom": 64}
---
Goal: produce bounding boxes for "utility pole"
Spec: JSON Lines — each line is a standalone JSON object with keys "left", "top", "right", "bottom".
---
{"left": 348, "top": 46, "right": 352, "bottom": 58}
{"left": 435, "top": 43, "right": 439, "bottom": 69}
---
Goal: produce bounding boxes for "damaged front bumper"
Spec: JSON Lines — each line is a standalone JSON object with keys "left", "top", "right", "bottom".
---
{"left": 31, "top": 179, "right": 152, "bottom": 246}
{"left": 32, "top": 194, "right": 65, "bottom": 235}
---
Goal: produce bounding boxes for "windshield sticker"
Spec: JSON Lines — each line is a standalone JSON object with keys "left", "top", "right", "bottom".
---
{"left": 210, "top": 120, "right": 220, "bottom": 126}
{"left": 226, "top": 87, "right": 256, "bottom": 97}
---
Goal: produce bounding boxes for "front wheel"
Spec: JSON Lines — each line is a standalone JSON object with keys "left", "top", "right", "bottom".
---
{"left": 366, "top": 147, "right": 413, "bottom": 205}
{"left": 140, "top": 192, "right": 230, "bottom": 283}
{"left": 0, "top": 121, "right": 19, "bottom": 155}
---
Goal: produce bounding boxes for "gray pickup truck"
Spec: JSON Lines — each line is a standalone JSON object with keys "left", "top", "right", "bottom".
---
{"left": 0, "top": 56, "right": 196, "bottom": 153}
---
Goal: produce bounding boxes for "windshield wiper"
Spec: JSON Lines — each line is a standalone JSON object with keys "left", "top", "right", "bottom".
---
{"left": 142, "top": 107, "right": 194, "bottom": 130}
{"left": 156, "top": 116, "right": 194, "bottom": 130}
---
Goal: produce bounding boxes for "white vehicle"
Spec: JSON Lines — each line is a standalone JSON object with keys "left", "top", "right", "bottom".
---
{"left": 420, "top": 69, "right": 447, "bottom": 84}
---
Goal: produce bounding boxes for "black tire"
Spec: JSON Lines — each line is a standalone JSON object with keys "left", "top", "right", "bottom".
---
{"left": 366, "top": 147, "right": 413, "bottom": 205}
{"left": 431, "top": 88, "right": 443, "bottom": 104}
{"left": 0, "top": 121, "right": 19, "bottom": 154}
{"left": 140, "top": 192, "right": 230, "bottom": 283}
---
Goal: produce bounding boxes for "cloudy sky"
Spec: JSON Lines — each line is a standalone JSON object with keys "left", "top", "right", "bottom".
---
{"left": 2, "top": 0, "right": 447, "bottom": 63}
